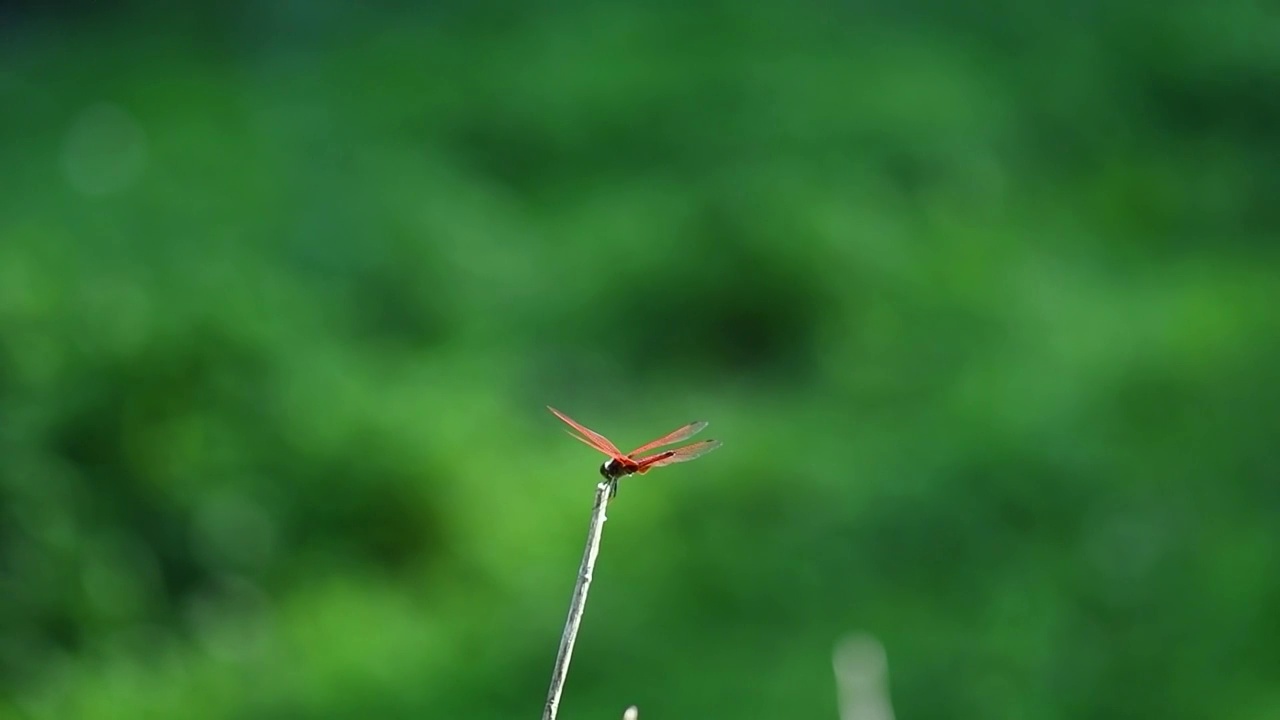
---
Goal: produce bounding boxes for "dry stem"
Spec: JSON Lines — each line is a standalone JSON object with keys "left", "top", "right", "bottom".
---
{"left": 833, "top": 633, "right": 894, "bottom": 720}
{"left": 541, "top": 480, "right": 613, "bottom": 720}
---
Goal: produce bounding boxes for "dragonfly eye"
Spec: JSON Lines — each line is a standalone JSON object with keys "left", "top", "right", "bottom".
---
{"left": 600, "top": 458, "right": 628, "bottom": 480}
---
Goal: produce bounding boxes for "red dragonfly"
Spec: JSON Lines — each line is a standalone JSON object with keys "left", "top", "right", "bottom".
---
{"left": 548, "top": 406, "right": 722, "bottom": 496}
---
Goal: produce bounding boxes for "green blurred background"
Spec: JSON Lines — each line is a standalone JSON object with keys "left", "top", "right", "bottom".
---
{"left": 2, "top": 1, "right": 1278, "bottom": 718}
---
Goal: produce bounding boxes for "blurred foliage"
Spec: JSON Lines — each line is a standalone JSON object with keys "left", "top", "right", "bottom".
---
{"left": 1, "top": 1, "right": 1279, "bottom": 719}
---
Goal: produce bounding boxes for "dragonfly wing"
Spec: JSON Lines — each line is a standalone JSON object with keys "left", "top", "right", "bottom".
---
{"left": 626, "top": 420, "right": 708, "bottom": 457}
{"left": 636, "top": 439, "right": 722, "bottom": 469}
{"left": 563, "top": 430, "right": 617, "bottom": 458}
{"left": 548, "top": 406, "right": 624, "bottom": 457}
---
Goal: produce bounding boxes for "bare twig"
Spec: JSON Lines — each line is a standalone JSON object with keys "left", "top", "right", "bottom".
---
{"left": 622, "top": 705, "right": 639, "bottom": 720}
{"left": 542, "top": 480, "right": 614, "bottom": 720}
{"left": 833, "top": 633, "right": 894, "bottom": 720}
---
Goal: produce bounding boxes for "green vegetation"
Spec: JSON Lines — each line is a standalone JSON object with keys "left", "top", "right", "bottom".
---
{"left": 2, "top": 2, "right": 1277, "bottom": 718}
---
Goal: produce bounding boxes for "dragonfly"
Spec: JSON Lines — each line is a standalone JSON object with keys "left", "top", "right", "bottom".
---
{"left": 548, "top": 406, "right": 722, "bottom": 497}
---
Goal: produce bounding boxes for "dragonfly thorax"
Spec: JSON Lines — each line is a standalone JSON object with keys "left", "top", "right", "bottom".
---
{"left": 600, "top": 458, "right": 632, "bottom": 482}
